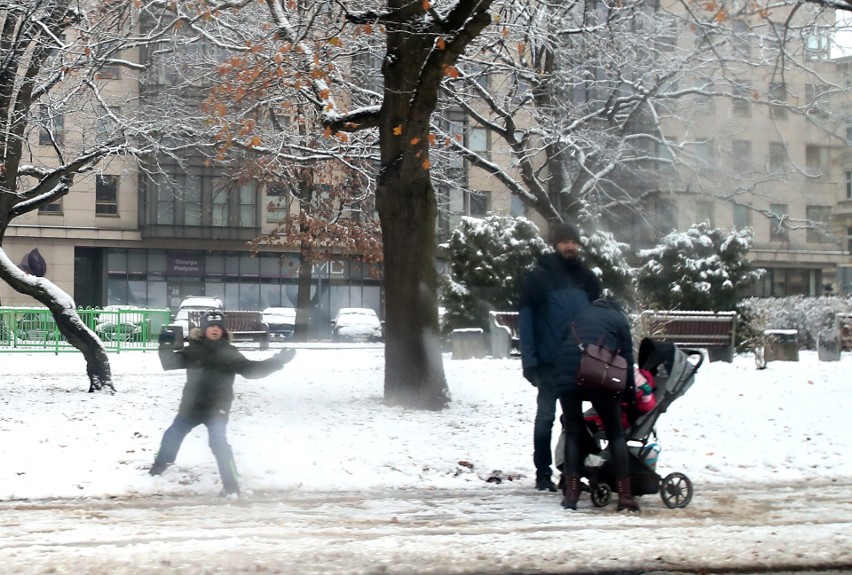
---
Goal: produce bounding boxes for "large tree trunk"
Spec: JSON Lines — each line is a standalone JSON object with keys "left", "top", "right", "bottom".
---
{"left": 374, "top": 0, "right": 493, "bottom": 409}
{"left": 377, "top": 6, "right": 450, "bottom": 410}
{"left": 0, "top": 248, "right": 113, "bottom": 393}
{"left": 378, "top": 164, "right": 448, "bottom": 409}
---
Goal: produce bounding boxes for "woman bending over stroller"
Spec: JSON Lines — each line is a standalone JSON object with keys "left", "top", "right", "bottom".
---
{"left": 553, "top": 296, "right": 640, "bottom": 512}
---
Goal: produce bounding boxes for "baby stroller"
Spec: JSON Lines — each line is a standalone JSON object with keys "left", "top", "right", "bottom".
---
{"left": 556, "top": 338, "right": 704, "bottom": 509}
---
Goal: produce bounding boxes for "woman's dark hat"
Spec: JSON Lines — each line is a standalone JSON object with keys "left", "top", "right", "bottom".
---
{"left": 201, "top": 309, "right": 226, "bottom": 331}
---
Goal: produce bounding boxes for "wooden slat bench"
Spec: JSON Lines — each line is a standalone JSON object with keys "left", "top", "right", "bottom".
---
{"left": 188, "top": 310, "right": 270, "bottom": 350}
{"left": 640, "top": 310, "right": 737, "bottom": 362}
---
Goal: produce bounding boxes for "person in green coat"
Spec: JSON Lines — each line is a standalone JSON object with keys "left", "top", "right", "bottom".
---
{"left": 149, "top": 309, "right": 294, "bottom": 497}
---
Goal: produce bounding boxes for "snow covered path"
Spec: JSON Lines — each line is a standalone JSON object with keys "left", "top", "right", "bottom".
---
{"left": 1, "top": 479, "right": 850, "bottom": 574}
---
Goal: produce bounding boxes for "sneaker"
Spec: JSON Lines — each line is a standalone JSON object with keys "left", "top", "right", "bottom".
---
{"left": 218, "top": 488, "right": 241, "bottom": 499}
{"left": 148, "top": 461, "right": 169, "bottom": 476}
{"left": 535, "top": 476, "right": 557, "bottom": 492}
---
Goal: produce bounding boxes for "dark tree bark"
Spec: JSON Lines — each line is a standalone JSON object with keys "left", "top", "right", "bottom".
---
{"left": 376, "top": 0, "right": 493, "bottom": 409}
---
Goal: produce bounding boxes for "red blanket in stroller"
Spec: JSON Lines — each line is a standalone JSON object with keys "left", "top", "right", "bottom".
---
{"left": 585, "top": 367, "right": 656, "bottom": 431}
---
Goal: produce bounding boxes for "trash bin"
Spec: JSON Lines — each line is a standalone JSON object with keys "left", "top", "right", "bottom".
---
{"left": 764, "top": 329, "right": 799, "bottom": 362}
{"left": 451, "top": 328, "right": 485, "bottom": 360}
{"left": 817, "top": 329, "right": 841, "bottom": 362}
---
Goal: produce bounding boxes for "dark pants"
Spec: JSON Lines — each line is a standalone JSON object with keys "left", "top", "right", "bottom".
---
{"left": 533, "top": 365, "right": 558, "bottom": 479}
{"left": 559, "top": 388, "right": 629, "bottom": 480}
{"left": 154, "top": 414, "right": 239, "bottom": 492}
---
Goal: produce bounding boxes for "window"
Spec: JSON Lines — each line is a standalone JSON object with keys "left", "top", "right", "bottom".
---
{"left": 732, "top": 140, "right": 752, "bottom": 173}
{"left": 732, "top": 83, "right": 752, "bottom": 117}
{"left": 694, "top": 141, "right": 712, "bottom": 167}
{"left": 467, "top": 190, "right": 489, "bottom": 217}
{"left": 654, "top": 199, "right": 677, "bottom": 234}
{"left": 468, "top": 127, "right": 489, "bottom": 159}
{"left": 266, "top": 185, "right": 290, "bottom": 223}
{"left": 96, "top": 41, "right": 122, "bottom": 79}
{"left": 805, "top": 145, "right": 830, "bottom": 178}
{"left": 96, "top": 175, "right": 119, "bottom": 215}
{"left": 96, "top": 108, "right": 119, "bottom": 144}
{"left": 848, "top": 226, "right": 852, "bottom": 252}
{"left": 656, "top": 140, "right": 674, "bottom": 171}
{"left": 696, "top": 200, "right": 715, "bottom": 226}
{"left": 846, "top": 171, "right": 852, "bottom": 200}
{"left": 805, "top": 84, "right": 830, "bottom": 119}
{"left": 769, "top": 203, "right": 788, "bottom": 241}
{"left": 39, "top": 199, "right": 62, "bottom": 214}
{"left": 149, "top": 165, "right": 258, "bottom": 230}
{"left": 805, "top": 30, "right": 831, "bottom": 61}
{"left": 732, "top": 20, "right": 752, "bottom": 57}
{"left": 806, "top": 205, "right": 831, "bottom": 243}
{"left": 846, "top": 124, "right": 852, "bottom": 143}
{"left": 39, "top": 103, "right": 64, "bottom": 146}
{"left": 768, "top": 142, "right": 787, "bottom": 172}
{"left": 769, "top": 82, "right": 787, "bottom": 119}
{"left": 733, "top": 204, "right": 751, "bottom": 229}
{"left": 238, "top": 183, "right": 256, "bottom": 227}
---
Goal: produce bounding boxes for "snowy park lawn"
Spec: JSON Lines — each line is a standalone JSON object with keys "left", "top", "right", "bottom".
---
{"left": 1, "top": 345, "right": 850, "bottom": 501}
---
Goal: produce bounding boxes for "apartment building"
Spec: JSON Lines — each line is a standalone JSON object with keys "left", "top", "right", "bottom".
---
{"left": 5, "top": 4, "right": 850, "bottom": 323}
{"left": 3, "top": 50, "right": 382, "bottom": 336}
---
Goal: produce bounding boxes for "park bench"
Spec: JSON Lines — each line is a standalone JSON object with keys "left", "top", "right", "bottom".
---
{"left": 640, "top": 310, "right": 737, "bottom": 362}
{"left": 188, "top": 310, "right": 270, "bottom": 350}
{"left": 488, "top": 311, "right": 520, "bottom": 359}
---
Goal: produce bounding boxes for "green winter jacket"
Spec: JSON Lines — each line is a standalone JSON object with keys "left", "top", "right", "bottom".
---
{"left": 159, "top": 329, "right": 282, "bottom": 422}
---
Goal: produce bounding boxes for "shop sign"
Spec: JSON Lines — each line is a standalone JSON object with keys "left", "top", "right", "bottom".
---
{"left": 168, "top": 254, "right": 205, "bottom": 276}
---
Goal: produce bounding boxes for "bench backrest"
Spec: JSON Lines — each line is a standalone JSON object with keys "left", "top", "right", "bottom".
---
{"left": 491, "top": 312, "right": 519, "bottom": 338}
{"left": 641, "top": 311, "right": 737, "bottom": 362}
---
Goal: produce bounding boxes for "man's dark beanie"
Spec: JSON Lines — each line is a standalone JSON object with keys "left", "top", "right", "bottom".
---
{"left": 549, "top": 222, "right": 582, "bottom": 247}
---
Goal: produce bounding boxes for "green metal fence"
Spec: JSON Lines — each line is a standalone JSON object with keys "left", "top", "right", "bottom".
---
{"left": 0, "top": 307, "right": 171, "bottom": 353}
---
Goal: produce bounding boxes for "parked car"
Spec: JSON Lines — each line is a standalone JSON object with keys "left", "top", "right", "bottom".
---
{"left": 331, "top": 308, "right": 383, "bottom": 342}
{"left": 262, "top": 307, "right": 297, "bottom": 339}
{"left": 170, "top": 296, "right": 224, "bottom": 335}
{"left": 95, "top": 305, "right": 145, "bottom": 342}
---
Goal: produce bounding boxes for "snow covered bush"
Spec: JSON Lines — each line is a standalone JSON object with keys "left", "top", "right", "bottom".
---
{"left": 440, "top": 216, "right": 549, "bottom": 333}
{"left": 738, "top": 296, "right": 852, "bottom": 350}
{"left": 637, "top": 222, "right": 764, "bottom": 312}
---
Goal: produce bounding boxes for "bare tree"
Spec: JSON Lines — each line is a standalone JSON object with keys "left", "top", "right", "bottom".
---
{"left": 171, "top": 0, "right": 495, "bottom": 409}
{"left": 0, "top": 1, "right": 231, "bottom": 391}
{"left": 435, "top": 0, "right": 849, "bottom": 296}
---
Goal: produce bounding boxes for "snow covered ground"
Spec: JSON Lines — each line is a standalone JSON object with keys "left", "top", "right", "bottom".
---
{"left": 0, "top": 345, "right": 850, "bottom": 573}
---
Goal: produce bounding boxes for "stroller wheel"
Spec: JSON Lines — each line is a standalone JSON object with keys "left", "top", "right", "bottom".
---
{"left": 590, "top": 482, "right": 612, "bottom": 507}
{"left": 660, "top": 472, "right": 693, "bottom": 508}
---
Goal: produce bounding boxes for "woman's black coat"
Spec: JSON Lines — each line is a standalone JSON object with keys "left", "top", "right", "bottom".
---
{"left": 552, "top": 299, "right": 636, "bottom": 402}
{"left": 159, "top": 329, "right": 282, "bottom": 422}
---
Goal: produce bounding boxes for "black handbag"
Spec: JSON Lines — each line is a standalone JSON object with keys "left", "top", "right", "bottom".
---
{"left": 573, "top": 326, "right": 628, "bottom": 396}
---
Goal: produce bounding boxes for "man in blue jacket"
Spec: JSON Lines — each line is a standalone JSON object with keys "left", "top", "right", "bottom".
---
{"left": 519, "top": 222, "right": 601, "bottom": 491}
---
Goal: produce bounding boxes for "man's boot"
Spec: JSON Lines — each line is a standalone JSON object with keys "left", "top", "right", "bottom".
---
{"left": 616, "top": 477, "right": 640, "bottom": 512}
{"left": 560, "top": 474, "right": 581, "bottom": 510}
{"left": 535, "top": 472, "right": 557, "bottom": 492}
